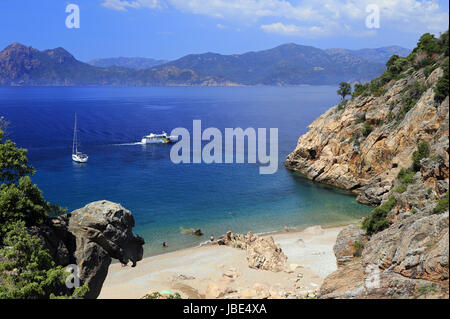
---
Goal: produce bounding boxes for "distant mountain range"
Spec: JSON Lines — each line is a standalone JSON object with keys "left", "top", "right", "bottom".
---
{"left": 325, "top": 46, "right": 411, "bottom": 64}
{"left": 0, "top": 43, "right": 228, "bottom": 86}
{"left": 89, "top": 57, "right": 168, "bottom": 69}
{"left": 0, "top": 42, "right": 410, "bottom": 86}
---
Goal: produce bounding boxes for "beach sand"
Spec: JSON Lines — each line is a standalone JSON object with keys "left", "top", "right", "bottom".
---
{"left": 98, "top": 225, "right": 343, "bottom": 299}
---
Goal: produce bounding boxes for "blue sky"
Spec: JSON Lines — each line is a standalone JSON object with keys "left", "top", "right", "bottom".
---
{"left": 0, "top": 0, "right": 448, "bottom": 61}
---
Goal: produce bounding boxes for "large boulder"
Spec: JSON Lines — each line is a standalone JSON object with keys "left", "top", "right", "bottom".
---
{"left": 219, "top": 232, "right": 287, "bottom": 272}
{"left": 333, "top": 224, "right": 367, "bottom": 267}
{"left": 31, "top": 200, "right": 144, "bottom": 299}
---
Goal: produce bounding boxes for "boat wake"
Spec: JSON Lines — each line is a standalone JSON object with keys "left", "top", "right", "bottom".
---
{"left": 113, "top": 142, "right": 143, "bottom": 146}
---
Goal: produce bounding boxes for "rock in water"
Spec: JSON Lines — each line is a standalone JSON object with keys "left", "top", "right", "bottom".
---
{"left": 193, "top": 229, "right": 203, "bottom": 236}
{"left": 32, "top": 200, "right": 144, "bottom": 299}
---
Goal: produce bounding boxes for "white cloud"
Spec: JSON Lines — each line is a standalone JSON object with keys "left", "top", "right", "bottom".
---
{"left": 100, "top": 0, "right": 449, "bottom": 37}
{"left": 261, "top": 23, "right": 329, "bottom": 37}
{"left": 261, "top": 23, "right": 300, "bottom": 35}
{"left": 101, "top": 0, "right": 163, "bottom": 11}
{"left": 217, "top": 24, "right": 228, "bottom": 29}
{"left": 166, "top": 0, "right": 322, "bottom": 22}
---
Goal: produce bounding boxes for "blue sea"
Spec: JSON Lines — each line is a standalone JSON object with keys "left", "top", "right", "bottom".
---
{"left": 0, "top": 86, "right": 371, "bottom": 256}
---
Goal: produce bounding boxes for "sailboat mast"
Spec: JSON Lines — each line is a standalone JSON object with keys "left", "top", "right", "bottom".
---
{"left": 73, "top": 114, "right": 77, "bottom": 154}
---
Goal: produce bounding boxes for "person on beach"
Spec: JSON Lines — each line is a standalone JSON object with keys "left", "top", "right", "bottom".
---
{"left": 210, "top": 236, "right": 214, "bottom": 242}
{"left": 162, "top": 241, "right": 167, "bottom": 247}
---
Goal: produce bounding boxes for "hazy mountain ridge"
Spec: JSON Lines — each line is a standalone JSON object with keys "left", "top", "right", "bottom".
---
{"left": 0, "top": 43, "right": 230, "bottom": 86}
{"left": 325, "top": 46, "right": 411, "bottom": 64}
{"left": 89, "top": 57, "right": 169, "bottom": 70}
{"left": 0, "top": 42, "right": 410, "bottom": 86}
{"left": 159, "top": 43, "right": 410, "bottom": 85}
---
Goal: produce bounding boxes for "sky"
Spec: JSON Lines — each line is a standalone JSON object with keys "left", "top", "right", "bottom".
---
{"left": 0, "top": 0, "right": 448, "bottom": 62}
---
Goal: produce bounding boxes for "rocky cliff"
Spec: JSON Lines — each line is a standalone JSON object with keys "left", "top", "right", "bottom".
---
{"left": 285, "top": 66, "right": 448, "bottom": 206}
{"left": 286, "top": 32, "right": 449, "bottom": 298}
{"left": 31, "top": 200, "right": 144, "bottom": 299}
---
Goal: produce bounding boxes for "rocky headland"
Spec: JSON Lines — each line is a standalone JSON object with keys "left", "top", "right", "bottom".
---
{"left": 286, "top": 32, "right": 449, "bottom": 298}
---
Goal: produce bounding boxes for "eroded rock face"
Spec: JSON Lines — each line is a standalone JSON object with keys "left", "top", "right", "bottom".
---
{"left": 285, "top": 65, "right": 449, "bottom": 206}
{"left": 362, "top": 212, "right": 449, "bottom": 282}
{"left": 32, "top": 200, "right": 144, "bottom": 299}
{"left": 319, "top": 212, "right": 449, "bottom": 299}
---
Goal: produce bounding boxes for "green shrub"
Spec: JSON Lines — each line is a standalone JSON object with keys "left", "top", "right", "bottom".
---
{"left": 362, "top": 122, "right": 373, "bottom": 137}
{"left": 424, "top": 64, "right": 438, "bottom": 78}
{"left": 413, "top": 33, "right": 440, "bottom": 56}
{"left": 394, "top": 184, "right": 407, "bottom": 193}
{"left": 0, "top": 221, "right": 67, "bottom": 299}
{"left": 417, "top": 284, "right": 437, "bottom": 295}
{"left": 142, "top": 292, "right": 182, "bottom": 299}
{"left": 352, "top": 83, "right": 369, "bottom": 97}
{"left": 434, "top": 59, "right": 449, "bottom": 103}
{"left": 433, "top": 192, "right": 449, "bottom": 214}
{"left": 362, "top": 197, "right": 397, "bottom": 235}
{"left": 399, "top": 170, "right": 416, "bottom": 185}
{"left": 414, "top": 57, "right": 434, "bottom": 70}
{"left": 411, "top": 141, "right": 430, "bottom": 171}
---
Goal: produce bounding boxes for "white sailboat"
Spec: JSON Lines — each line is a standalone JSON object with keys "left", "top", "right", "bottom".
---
{"left": 72, "top": 114, "right": 88, "bottom": 163}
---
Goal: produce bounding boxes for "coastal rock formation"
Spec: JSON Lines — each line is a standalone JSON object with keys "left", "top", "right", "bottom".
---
{"left": 285, "top": 66, "right": 448, "bottom": 206}
{"left": 31, "top": 200, "right": 144, "bottom": 299}
{"left": 319, "top": 146, "right": 449, "bottom": 298}
{"left": 320, "top": 212, "right": 449, "bottom": 299}
{"left": 289, "top": 33, "right": 450, "bottom": 299}
{"left": 218, "top": 232, "right": 287, "bottom": 272}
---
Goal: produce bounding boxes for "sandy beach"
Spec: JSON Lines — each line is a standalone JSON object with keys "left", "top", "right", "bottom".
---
{"left": 99, "top": 225, "right": 344, "bottom": 299}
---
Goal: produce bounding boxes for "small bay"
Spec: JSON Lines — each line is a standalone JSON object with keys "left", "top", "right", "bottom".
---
{"left": 0, "top": 86, "right": 371, "bottom": 256}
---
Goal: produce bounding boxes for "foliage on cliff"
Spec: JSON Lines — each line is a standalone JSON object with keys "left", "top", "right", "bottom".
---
{"left": 352, "top": 31, "right": 448, "bottom": 100}
{"left": 359, "top": 31, "right": 448, "bottom": 235}
{"left": 0, "top": 127, "right": 82, "bottom": 299}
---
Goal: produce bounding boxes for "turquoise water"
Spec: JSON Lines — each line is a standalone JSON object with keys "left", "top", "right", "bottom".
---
{"left": 0, "top": 86, "right": 371, "bottom": 256}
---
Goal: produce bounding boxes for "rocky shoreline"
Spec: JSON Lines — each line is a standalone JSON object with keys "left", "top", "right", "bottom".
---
{"left": 99, "top": 225, "right": 343, "bottom": 299}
